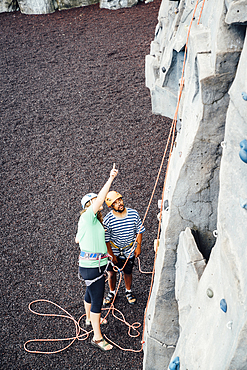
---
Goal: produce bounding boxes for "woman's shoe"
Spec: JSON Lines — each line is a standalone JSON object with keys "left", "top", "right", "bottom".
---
{"left": 91, "top": 337, "right": 113, "bottom": 351}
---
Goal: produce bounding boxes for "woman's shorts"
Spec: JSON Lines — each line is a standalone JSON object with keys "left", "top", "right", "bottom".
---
{"left": 79, "top": 265, "right": 107, "bottom": 313}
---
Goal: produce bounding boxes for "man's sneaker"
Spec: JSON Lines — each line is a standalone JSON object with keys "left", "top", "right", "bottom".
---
{"left": 103, "top": 292, "right": 115, "bottom": 306}
{"left": 125, "top": 291, "right": 136, "bottom": 305}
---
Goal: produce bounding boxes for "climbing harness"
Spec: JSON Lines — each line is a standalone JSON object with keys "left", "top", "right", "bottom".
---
{"left": 24, "top": 0, "right": 206, "bottom": 354}
{"left": 78, "top": 266, "right": 106, "bottom": 287}
{"left": 79, "top": 250, "right": 110, "bottom": 273}
{"left": 109, "top": 240, "right": 134, "bottom": 258}
{"left": 78, "top": 251, "right": 113, "bottom": 285}
{"left": 79, "top": 250, "right": 109, "bottom": 261}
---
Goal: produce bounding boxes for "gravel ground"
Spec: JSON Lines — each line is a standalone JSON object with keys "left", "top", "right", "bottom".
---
{"left": 0, "top": 2, "right": 171, "bottom": 369}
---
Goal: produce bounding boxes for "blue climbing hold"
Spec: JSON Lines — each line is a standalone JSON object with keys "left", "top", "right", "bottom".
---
{"left": 239, "top": 139, "right": 247, "bottom": 163}
{"left": 220, "top": 299, "right": 227, "bottom": 313}
{"left": 174, "top": 357, "right": 180, "bottom": 365}
{"left": 169, "top": 363, "right": 177, "bottom": 370}
{"left": 240, "top": 198, "right": 247, "bottom": 210}
{"left": 242, "top": 92, "right": 247, "bottom": 101}
{"left": 169, "top": 356, "right": 180, "bottom": 370}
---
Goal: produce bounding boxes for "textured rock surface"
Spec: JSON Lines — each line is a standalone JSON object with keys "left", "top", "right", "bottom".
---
{"left": 144, "top": 0, "right": 247, "bottom": 369}
{"left": 100, "top": 0, "right": 138, "bottom": 10}
{"left": 17, "top": 0, "right": 56, "bottom": 14}
{"left": 171, "top": 47, "right": 247, "bottom": 365}
{"left": 175, "top": 228, "right": 206, "bottom": 331}
{"left": 0, "top": 0, "right": 18, "bottom": 12}
{"left": 0, "top": 0, "right": 99, "bottom": 13}
{"left": 56, "top": 0, "right": 98, "bottom": 11}
{"left": 0, "top": 0, "right": 140, "bottom": 13}
{"left": 225, "top": 0, "right": 247, "bottom": 24}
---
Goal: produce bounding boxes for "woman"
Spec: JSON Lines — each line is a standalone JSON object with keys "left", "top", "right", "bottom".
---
{"left": 75, "top": 164, "right": 118, "bottom": 351}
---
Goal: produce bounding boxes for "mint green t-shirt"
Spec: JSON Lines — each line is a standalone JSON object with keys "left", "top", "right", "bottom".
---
{"left": 76, "top": 205, "right": 107, "bottom": 268}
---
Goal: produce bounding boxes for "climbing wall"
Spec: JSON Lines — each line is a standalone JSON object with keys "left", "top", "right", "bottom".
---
{"left": 0, "top": 0, "right": 138, "bottom": 13}
{"left": 0, "top": 0, "right": 98, "bottom": 14}
{"left": 144, "top": 0, "right": 247, "bottom": 369}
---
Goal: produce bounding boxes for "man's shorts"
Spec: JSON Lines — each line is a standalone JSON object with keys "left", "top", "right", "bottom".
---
{"left": 107, "top": 256, "right": 135, "bottom": 275}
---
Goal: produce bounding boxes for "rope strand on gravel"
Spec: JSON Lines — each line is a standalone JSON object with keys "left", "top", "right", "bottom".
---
{"left": 24, "top": 273, "right": 142, "bottom": 354}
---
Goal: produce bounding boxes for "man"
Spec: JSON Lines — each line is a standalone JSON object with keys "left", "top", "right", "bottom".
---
{"left": 103, "top": 191, "right": 145, "bottom": 305}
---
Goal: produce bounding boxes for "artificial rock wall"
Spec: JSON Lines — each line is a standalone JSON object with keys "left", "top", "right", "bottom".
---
{"left": 0, "top": 0, "right": 98, "bottom": 14}
{"left": 0, "top": 0, "right": 138, "bottom": 14}
{"left": 144, "top": 0, "right": 247, "bottom": 369}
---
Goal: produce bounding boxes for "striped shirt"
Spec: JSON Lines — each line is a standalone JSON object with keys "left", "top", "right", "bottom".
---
{"left": 103, "top": 208, "right": 145, "bottom": 259}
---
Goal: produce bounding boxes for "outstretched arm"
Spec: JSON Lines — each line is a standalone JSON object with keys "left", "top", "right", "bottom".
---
{"left": 92, "top": 164, "right": 118, "bottom": 215}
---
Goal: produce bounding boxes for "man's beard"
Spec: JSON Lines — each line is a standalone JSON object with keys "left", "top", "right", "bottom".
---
{"left": 114, "top": 205, "right": 125, "bottom": 213}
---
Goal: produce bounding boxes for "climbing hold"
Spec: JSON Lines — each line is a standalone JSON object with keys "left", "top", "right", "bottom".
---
{"left": 242, "top": 92, "right": 247, "bottom": 101}
{"left": 162, "top": 66, "right": 166, "bottom": 73}
{"left": 226, "top": 321, "right": 233, "bottom": 330}
{"left": 220, "top": 299, "right": 227, "bottom": 313}
{"left": 154, "top": 239, "right": 160, "bottom": 252}
{"left": 169, "top": 363, "right": 177, "bottom": 370}
{"left": 213, "top": 230, "right": 218, "bottom": 238}
{"left": 177, "top": 119, "right": 182, "bottom": 133}
{"left": 164, "top": 199, "right": 169, "bottom": 210}
{"left": 221, "top": 141, "right": 227, "bottom": 148}
{"left": 240, "top": 198, "right": 247, "bottom": 210}
{"left": 239, "top": 139, "right": 247, "bottom": 163}
{"left": 206, "top": 288, "right": 214, "bottom": 298}
{"left": 179, "top": 77, "right": 185, "bottom": 86}
{"left": 166, "top": 185, "right": 171, "bottom": 192}
{"left": 174, "top": 357, "right": 180, "bottom": 365}
{"left": 169, "top": 356, "right": 180, "bottom": 370}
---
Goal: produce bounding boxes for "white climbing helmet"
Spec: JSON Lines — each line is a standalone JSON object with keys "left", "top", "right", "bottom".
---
{"left": 81, "top": 193, "right": 98, "bottom": 209}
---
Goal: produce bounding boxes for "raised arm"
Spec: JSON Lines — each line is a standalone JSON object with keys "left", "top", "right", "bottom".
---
{"left": 92, "top": 164, "right": 118, "bottom": 214}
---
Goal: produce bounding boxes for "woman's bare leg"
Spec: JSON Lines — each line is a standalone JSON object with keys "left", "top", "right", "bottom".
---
{"left": 90, "top": 312, "right": 113, "bottom": 350}
{"left": 84, "top": 301, "right": 91, "bottom": 321}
